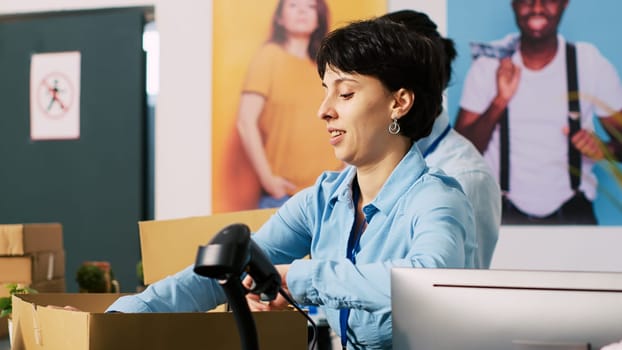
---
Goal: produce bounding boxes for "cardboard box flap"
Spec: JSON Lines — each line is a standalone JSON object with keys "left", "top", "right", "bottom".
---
{"left": 0, "top": 223, "right": 63, "bottom": 256}
{"left": 13, "top": 294, "right": 98, "bottom": 349}
{"left": 139, "top": 208, "right": 276, "bottom": 284}
{"left": 12, "top": 293, "right": 307, "bottom": 350}
{"left": 16, "top": 293, "right": 120, "bottom": 313}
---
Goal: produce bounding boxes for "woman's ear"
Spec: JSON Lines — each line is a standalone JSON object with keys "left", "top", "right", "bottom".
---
{"left": 391, "top": 88, "right": 415, "bottom": 119}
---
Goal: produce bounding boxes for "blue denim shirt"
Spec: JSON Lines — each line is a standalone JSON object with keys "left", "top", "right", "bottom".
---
{"left": 107, "top": 143, "right": 476, "bottom": 349}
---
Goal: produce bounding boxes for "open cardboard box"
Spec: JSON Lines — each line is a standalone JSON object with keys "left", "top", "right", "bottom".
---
{"left": 11, "top": 209, "right": 308, "bottom": 349}
{"left": 12, "top": 293, "right": 307, "bottom": 349}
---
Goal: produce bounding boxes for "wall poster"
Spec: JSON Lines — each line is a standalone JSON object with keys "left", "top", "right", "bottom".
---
{"left": 212, "top": 0, "right": 387, "bottom": 213}
{"left": 447, "top": 0, "right": 622, "bottom": 225}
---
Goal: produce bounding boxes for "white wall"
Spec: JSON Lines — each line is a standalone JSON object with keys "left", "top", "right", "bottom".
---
{"left": 492, "top": 226, "right": 622, "bottom": 272}
{"left": 389, "top": 0, "right": 447, "bottom": 35}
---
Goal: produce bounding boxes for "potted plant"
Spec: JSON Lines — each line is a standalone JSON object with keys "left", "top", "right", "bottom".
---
{"left": 0, "top": 283, "right": 37, "bottom": 345}
{"left": 76, "top": 261, "right": 119, "bottom": 293}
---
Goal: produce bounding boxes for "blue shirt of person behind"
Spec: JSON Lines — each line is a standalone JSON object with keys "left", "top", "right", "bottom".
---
{"left": 107, "top": 143, "right": 476, "bottom": 349}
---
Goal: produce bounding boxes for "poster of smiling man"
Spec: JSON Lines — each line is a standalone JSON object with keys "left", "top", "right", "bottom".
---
{"left": 447, "top": 0, "right": 622, "bottom": 225}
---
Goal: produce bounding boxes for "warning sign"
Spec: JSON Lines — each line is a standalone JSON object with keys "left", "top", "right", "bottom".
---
{"left": 30, "top": 51, "right": 81, "bottom": 140}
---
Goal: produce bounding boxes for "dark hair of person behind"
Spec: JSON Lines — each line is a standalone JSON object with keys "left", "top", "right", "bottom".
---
{"left": 269, "top": 0, "right": 330, "bottom": 60}
{"left": 316, "top": 18, "right": 446, "bottom": 141}
{"left": 381, "top": 9, "right": 457, "bottom": 88}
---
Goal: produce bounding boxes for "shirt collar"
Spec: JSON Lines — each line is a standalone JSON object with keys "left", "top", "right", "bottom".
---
{"left": 328, "top": 143, "right": 428, "bottom": 213}
{"left": 329, "top": 165, "right": 357, "bottom": 207}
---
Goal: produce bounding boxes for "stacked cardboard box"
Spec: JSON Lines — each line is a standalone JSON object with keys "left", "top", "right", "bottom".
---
{"left": 0, "top": 223, "right": 66, "bottom": 338}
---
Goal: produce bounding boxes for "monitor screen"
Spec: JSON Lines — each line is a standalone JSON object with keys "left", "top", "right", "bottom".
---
{"left": 392, "top": 268, "right": 622, "bottom": 350}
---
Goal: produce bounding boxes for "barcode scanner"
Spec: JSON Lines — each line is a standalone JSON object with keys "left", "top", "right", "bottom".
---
{"left": 194, "top": 223, "right": 317, "bottom": 350}
{"left": 193, "top": 223, "right": 279, "bottom": 350}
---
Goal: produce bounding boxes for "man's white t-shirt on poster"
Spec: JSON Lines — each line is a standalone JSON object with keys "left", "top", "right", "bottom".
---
{"left": 460, "top": 34, "right": 622, "bottom": 217}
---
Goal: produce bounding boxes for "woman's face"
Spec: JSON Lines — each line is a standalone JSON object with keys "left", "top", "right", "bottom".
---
{"left": 278, "top": 0, "right": 319, "bottom": 38}
{"left": 317, "top": 65, "right": 398, "bottom": 167}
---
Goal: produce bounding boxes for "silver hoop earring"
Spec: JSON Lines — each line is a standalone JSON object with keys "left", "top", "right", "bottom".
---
{"left": 388, "top": 118, "right": 400, "bottom": 135}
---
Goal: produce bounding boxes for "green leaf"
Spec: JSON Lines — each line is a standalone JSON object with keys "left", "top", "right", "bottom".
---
{"left": 5, "top": 283, "right": 17, "bottom": 294}
{"left": 1, "top": 283, "right": 38, "bottom": 318}
{"left": 0, "top": 297, "right": 10, "bottom": 309}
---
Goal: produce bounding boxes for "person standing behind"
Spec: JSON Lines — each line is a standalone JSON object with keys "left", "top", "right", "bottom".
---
{"left": 107, "top": 18, "right": 476, "bottom": 349}
{"left": 236, "top": 0, "right": 343, "bottom": 209}
{"left": 382, "top": 10, "right": 501, "bottom": 268}
{"left": 455, "top": 0, "right": 622, "bottom": 224}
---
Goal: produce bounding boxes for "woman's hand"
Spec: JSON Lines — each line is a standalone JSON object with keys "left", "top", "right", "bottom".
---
{"left": 46, "top": 305, "right": 81, "bottom": 312}
{"left": 243, "top": 264, "right": 292, "bottom": 311}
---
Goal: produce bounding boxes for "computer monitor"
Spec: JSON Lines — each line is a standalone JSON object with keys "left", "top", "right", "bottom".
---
{"left": 392, "top": 268, "right": 622, "bottom": 350}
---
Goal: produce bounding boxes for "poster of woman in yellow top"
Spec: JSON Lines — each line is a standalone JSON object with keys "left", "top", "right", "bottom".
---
{"left": 212, "top": 0, "right": 387, "bottom": 212}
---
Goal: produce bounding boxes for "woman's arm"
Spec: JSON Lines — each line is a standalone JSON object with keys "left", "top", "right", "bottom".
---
{"left": 106, "top": 265, "right": 227, "bottom": 313}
